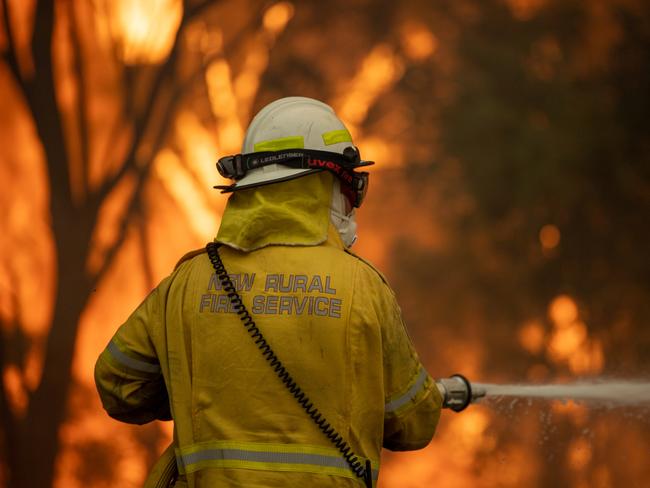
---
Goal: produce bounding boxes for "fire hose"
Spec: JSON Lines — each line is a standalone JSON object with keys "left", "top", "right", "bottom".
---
{"left": 435, "top": 374, "right": 487, "bottom": 412}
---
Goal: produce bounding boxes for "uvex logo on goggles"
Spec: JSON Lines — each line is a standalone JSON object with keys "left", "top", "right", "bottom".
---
{"left": 308, "top": 158, "right": 354, "bottom": 185}
{"left": 214, "top": 147, "right": 373, "bottom": 207}
{"left": 306, "top": 157, "right": 369, "bottom": 208}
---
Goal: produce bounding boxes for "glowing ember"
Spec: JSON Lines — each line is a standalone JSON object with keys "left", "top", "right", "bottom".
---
{"left": 504, "top": 0, "right": 548, "bottom": 21}
{"left": 549, "top": 295, "right": 579, "bottom": 328}
{"left": 400, "top": 21, "right": 438, "bottom": 61}
{"left": 539, "top": 223, "right": 561, "bottom": 250}
{"left": 518, "top": 320, "right": 546, "bottom": 355}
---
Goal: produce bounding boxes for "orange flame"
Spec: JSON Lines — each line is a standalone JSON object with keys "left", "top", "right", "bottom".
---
{"left": 106, "top": 0, "right": 183, "bottom": 64}
{"left": 1, "top": 2, "right": 646, "bottom": 487}
{"left": 399, "top": 21, "right": 438, "bottom": 61}
{"left": 539, "top": 224, "right": 561, "bottom": 250}
{"left": 263, "top": 2, "right": 295, "bottom": 37}
{"left": 546, "top": 295, "right": 604, "bottom": 374}
{"left": 2, "top": 364, "right": 28, "bottom": 417}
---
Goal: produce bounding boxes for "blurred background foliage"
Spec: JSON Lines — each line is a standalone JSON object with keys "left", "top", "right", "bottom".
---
{"left": 0, "top": 0, "right": 648, "bottom": 486}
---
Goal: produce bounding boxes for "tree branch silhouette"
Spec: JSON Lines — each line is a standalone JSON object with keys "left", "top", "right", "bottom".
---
{"left": 1, "top": 0, "right": 28, "bottom": 96}
{"left": 91, "top": 5, "right": 263, "bottom": 290}
{"left": 68, "top": 0, "right": 91, "bottom": 194}
{"left": 0, "top": 264, "right": 32, "bottom": 487}
{"left": 96, "top": 0, "right": 220, "bottom": 203}
{"left": 0, "top": 1, "right": 264, "bottom": 486}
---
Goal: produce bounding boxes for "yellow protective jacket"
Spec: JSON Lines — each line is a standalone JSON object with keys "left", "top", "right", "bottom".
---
{"left": 95, "top": 173, "right": 442, "bottom": 487}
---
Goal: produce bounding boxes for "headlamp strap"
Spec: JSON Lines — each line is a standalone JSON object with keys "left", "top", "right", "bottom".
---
{"left": 215, "top": 149, "right": 371, "bottom": 207}
{"left": 218, "top": 149, "right": 371, "bottom": 179}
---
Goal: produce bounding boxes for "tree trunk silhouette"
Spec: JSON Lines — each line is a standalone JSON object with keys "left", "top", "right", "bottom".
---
{"left": 1, "top": 1, "right": 97, "bottom": 482}
{"left": 12, "top": 221, "right": 94, "bottom": 487}
{"left": 0, "top": 0, "right": 252, "bottom": 484}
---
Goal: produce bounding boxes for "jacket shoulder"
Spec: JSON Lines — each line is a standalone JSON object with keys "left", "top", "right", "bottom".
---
{"left": 174, "top": 248, "right": 207, "bottom": 271}
{"left": 343, "top": 248, "right": 390, "bottom": 287}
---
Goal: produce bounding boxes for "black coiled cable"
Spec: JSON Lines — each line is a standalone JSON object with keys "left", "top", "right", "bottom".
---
{"left": 206, "top": 242, "right": 372, "bottom": 488}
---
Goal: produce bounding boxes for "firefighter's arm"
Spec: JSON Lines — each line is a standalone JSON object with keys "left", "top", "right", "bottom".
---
{"left": 94, "top": 284, "right": 171, "bottom": 425}
{"left": 381, "top": 287, "right": 443, "bottom": 451}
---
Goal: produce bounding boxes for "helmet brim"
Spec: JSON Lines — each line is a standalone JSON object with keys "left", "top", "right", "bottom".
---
{"left": 215, "top": 167, "right": 319, "bottom": 193}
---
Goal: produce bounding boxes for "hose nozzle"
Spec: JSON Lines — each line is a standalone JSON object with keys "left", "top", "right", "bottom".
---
{"left": 435, "top": 374, "right": 486, "bottom": 412}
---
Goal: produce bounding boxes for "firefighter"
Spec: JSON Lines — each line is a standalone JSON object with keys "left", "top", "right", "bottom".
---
{"left": 95, "top": 97, "right": 443, "bottom": 487}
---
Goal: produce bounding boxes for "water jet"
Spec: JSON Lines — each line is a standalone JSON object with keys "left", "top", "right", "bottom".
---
{"left": 436, "top": 376, "right": 650, "bottom": 410}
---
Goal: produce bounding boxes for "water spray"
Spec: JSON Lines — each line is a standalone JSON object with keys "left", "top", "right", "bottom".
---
{"left": 436, "top": 375, "right": 650, "bottom": 410}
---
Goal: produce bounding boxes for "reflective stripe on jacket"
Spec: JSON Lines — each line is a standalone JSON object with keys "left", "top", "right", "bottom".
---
{"left": 95, "top": 175, "right": 442, "bottom": 487}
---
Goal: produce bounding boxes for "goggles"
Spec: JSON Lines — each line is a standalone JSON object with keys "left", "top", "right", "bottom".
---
{"left": 214, "top": 146, "right": 373, "bottom": 208}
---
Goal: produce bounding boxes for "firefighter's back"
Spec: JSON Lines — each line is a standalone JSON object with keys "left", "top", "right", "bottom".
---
{"left": 163, "top": 239, "right": 385, "bottom": 487}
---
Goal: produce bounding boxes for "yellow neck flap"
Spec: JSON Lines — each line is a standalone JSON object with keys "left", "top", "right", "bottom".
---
{"left": 216, "top": 172, "right": 334, "bottom": 252}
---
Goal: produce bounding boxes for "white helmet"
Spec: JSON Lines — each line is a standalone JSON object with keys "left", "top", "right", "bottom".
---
{"left": 239, "top": 97, "right": 352, "bottom": 188}
{"left": 215, "top": 97, "right": 373, "bottom": 247}
{"left": 215, "top": 97, "right": 372, "bottom": 204}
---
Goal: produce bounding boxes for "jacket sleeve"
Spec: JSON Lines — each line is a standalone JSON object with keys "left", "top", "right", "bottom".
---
{"left": 94, "top": 283, "right": 171, "bottom": 425}
{"left": 380, "top": 283, "right": 443, "bottom": 451}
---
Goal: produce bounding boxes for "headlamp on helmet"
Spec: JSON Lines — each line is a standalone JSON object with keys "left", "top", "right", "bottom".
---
{"left": 215, "top": 146, "right": 373, "bottom": 208}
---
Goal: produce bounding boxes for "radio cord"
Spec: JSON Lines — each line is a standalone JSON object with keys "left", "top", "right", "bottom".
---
{"left": 206, "top": 242, "right": 372, "bottom": 488}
